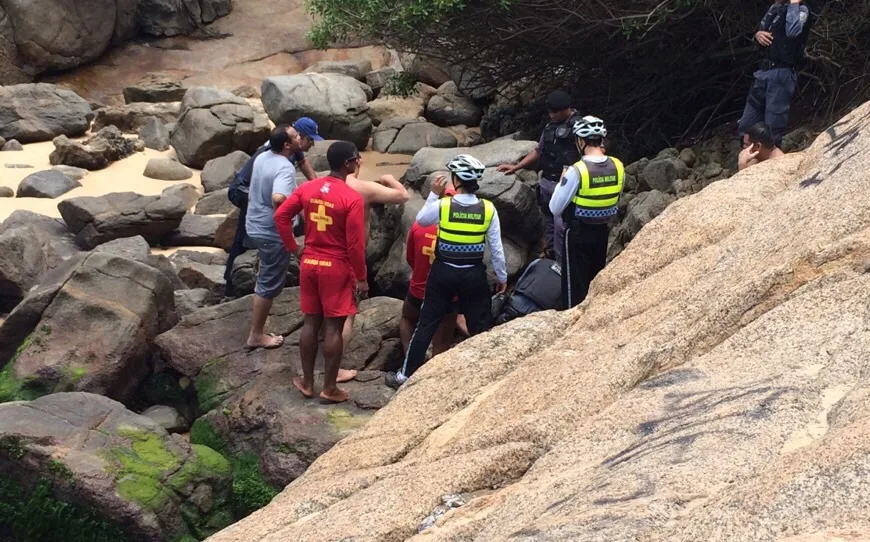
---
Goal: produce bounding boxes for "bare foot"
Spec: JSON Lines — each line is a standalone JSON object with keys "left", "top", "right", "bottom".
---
{"left": 320, "top": 387, "right": 349, "bottom": 403}
{"left": 336, "top": 368, "right": 357, "bottom": 383}
{"left": 247, "top": 333, "right": 284, "bottom": 350}
{"left": 292, "top": 376, "right": 313, "bottom": 398}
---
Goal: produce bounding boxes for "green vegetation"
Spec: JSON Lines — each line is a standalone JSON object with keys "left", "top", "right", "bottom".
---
{"left": 305, "top": 0, "right": 469, "bottom": 50}
{"left": 0, "top": 477, "right": 128, "bottom": 542}
{"left": 304, "top": 0, "right": 870, "bottom": 156}
{"left": 231, "top": 452, "right": 279, "bottom": 518}
{"left": 47, "top": 459, "right": 76, "bottom": 484}
{"left": 383, "top": 72, "right": 418, "bottom": 98}
{"left": 0, "top": 436, "right": 25, "bottom": 460}
{"left": 189, "top": 418, "right": 279, "bottom": 519}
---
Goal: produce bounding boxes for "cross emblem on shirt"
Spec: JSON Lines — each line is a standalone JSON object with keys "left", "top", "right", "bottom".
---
{"left": 310, "top": 204, "right": 333, "bottom": 232}
{"left": 422, "top": 238, "right": 436, "bottom": 264}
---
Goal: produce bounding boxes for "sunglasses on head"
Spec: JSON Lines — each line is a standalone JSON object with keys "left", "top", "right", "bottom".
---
{"left": 346, "top": 155, "right": 361, "bottom": 163}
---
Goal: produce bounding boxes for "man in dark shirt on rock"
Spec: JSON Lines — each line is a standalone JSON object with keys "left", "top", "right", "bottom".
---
{"left": 737, "top": 0, "right": 812, "bottom": 147}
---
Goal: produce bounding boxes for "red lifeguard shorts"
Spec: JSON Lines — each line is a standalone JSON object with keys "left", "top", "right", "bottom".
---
{"left": 299, "top": 257, "right": 358, "bottom": 317}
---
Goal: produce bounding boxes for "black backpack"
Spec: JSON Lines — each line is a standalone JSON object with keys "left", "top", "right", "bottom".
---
{"left": 494, "top": 258, "right": 562, "bottom": 325}
{"left": 227, "top": 174, "right": 249, "bottom": 208}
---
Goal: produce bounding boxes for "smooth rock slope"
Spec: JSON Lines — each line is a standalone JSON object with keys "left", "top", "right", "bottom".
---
{"left": 208, "top": 104, "right": 870, "bottom": 541}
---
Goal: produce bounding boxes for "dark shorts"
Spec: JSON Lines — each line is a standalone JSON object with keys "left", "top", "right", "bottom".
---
{"left": 248, "top": 236, "right": 292, "bottom": 300}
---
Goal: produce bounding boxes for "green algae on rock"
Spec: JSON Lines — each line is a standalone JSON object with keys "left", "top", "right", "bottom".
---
{"left": 0, "top": 393, "right": 237, "bottom": 541}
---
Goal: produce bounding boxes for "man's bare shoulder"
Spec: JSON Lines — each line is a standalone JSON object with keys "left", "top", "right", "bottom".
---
{"left": 345, "top": 175, "right": 375, "bottom": 202}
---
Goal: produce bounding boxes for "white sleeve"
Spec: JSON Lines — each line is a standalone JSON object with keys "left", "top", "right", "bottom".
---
{"left": 416, "top": 192, "right": 441, "bottom": 226}
{"left": 486, "top": 209, "right": 508, "bottom": 284}
{"left": 550, "top": 165, "right": 580, "bottom": 216}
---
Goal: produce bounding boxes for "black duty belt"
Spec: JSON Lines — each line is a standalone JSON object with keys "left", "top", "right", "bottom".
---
{"left": 759, "top": 59, "right": 794, "bottom": 71}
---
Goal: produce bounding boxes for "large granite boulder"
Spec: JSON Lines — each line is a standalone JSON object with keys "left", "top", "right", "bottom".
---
{"left": 367, "top": 96, "right": 425, "bottom": 126}
{"left": 58, "top": 191, "right": 187, "bottom": 249}
{"left": 92, "top": 102, "right": 180, "bottom": 133}
{"left": 171, "top": 88, "right": 269, "bottom": 169}
{"left": 163, "top": 213, "right": 222, "bottom": 248}
{"left": 196, "top": 189, "right": 234, "bottom": 215}
{"left": 201, "top": 150, "right": 251, "bottom": 193}
{"left": 0, "top": 2, "right": 137, "bottom": 83}
{"left": 641, "top": 155, "right": 692, "bottom": 194}
{"left": 16, "top": 170, "right": 81, "bottom": 198}
{"left": 372, "top": 118, "right": 457, "bottom": 154}
{"left": 123, "top": 72, "right": 188, "bottom": 103}
{"left": 425, "top": 81, "right": 483, "bottom": 127}
{"left": 154, "top": 291, "right": 396, "bottom": 492}
{"left": 0, "top": 392, "right": 234, "bottom": 541}
{"left": 139, "top": 117, "right": 172, "bottom": 151}
{"left": 0, "top": 84, "right": 94, "bottom": 143}
{"left": 0, "top": 252, "right": 175, "bottom": 403}
{"left": 0, "top": 211, "right": 81, "bottom": 311}
{"left": 206, "top": 97, "right": 870, "bottom": 542}
{"left": 341, "top": 297, "right": 403, "bottom": 371}
{"left": 143, "top": 158, "right": 193, "bottom": 181}
{"left": 137, "top": 0, "right": 233, "bottom": 37}
{"left": 49, "top": 126, "right": 144, "bottom": 170}
{"left": 261, "top": 73, "right": 372, "bottom": 150}
{"left": 365, "top": 67, "right": 398, "bottom": 98}
{"left": 608, "top": 189, "right": 677, "bottom": 260}
{"left": 405, "top": 139, "right": 537, "bottom": 189}
{"left": 304, "top": 59, "right": 372, "bottom": 81}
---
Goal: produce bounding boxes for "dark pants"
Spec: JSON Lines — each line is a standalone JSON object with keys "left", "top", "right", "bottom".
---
{"left": 561, "top": 222, "right": 609, "bottom": 309}
{"left": 223, "top": 206, "right": 248, "bottom": 296}
{"left": 400, "top": 261, "right": 491, "bottom": 379}
{"left": 538, "top": 176, "right": 564, "bottom": 257}
{"left": 737, "top": 67, "right": 797, "bottom": 147}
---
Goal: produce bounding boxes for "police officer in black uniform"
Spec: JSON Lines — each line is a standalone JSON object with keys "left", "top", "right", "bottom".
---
{"left": 737, "top": 0, "right": 813, "bottom": 147}
{"left": 497, "top": 90, "right": 582, "bottom": 260}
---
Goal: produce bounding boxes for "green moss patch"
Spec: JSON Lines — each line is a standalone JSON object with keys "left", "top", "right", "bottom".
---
{"left": 195, "top": 358, "right": 229, "bottom": 413}
{"left": 0, "top": 477, "right": 128, "bottom": 542}
{"left": 167, "top": 445, "right": 230, "bottom": 492}
{"left": 189, "top": 418, "right": 279, "bottom": 519}
{"left": 327, "top": 408, "right": 367, "bottom": 432}
{"left": 103, "top": 425, "right": 181, "bottom": 511}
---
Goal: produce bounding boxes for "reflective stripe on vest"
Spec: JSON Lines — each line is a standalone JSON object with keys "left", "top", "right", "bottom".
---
{"left": 570, "top": 157, "right": 624, "bottom": 218}
{"left": 436, "top": 197, "right": 494, "bottom": 262}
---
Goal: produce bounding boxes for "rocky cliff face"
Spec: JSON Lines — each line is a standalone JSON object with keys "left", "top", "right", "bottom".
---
{"left": 0, "top": 0, "right": 234, "bottom": 84}
{"left": 208, "top": 103, "right": 870, "bottom": 541}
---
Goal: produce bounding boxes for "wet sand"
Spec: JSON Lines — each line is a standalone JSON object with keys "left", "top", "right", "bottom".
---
{"left": 0, "top": 141, "right": 202, "bottom": 221}
{"left": 0, "top": 141, "right": 410, "bottom": 254}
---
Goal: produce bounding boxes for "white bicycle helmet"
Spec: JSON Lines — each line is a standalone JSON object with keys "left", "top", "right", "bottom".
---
{"left": 573, "top": 116, "right": 607, "bottom": 139}
{"left": 446, "top": 154, "right": 486, "bottom": 182}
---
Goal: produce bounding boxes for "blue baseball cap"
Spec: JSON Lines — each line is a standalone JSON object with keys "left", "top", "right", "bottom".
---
{"left": 293, "top": 117, "right": 324, "bottom": 141}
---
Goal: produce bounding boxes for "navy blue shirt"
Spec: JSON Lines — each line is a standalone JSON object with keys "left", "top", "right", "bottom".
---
{"left": 235, "top": 143, "right": 304, "bottom": 185}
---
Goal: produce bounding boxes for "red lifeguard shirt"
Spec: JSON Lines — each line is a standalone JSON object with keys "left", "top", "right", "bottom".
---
{"left": 406, "top": 222, "right": 438, "bottom": 299}
{"left": 274, "top": 176, "right": 367, "bottom": 281}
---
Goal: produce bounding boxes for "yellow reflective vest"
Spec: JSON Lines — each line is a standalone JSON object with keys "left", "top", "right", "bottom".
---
{"left": 570, "top": 157, "right": 625, "bottom": 221}
{"left": 436, "top": 197, "right": 495, "bottom": 264}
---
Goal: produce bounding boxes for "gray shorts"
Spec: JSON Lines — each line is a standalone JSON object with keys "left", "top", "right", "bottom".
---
{"left": 247, "top": 236, "right": 292, "bottom": 300}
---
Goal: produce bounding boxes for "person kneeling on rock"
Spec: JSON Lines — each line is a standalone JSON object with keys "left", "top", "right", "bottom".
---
{"left": 274, "top": 141, "right": 369, "bottom": 403}
{"left": 386, "top": 154, "right": 507, "bottom": 390}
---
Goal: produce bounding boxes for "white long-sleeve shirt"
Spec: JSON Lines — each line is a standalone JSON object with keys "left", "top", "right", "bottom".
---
{"left": 417, "top": 192, "right": 508, "bottom": 284}
{"left": 549, "top": 155, "right": 611, "bottom": 217}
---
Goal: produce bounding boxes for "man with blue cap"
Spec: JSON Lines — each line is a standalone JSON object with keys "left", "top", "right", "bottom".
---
{"left": 224, "top": 117, "right": 324, "bottom": 298}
